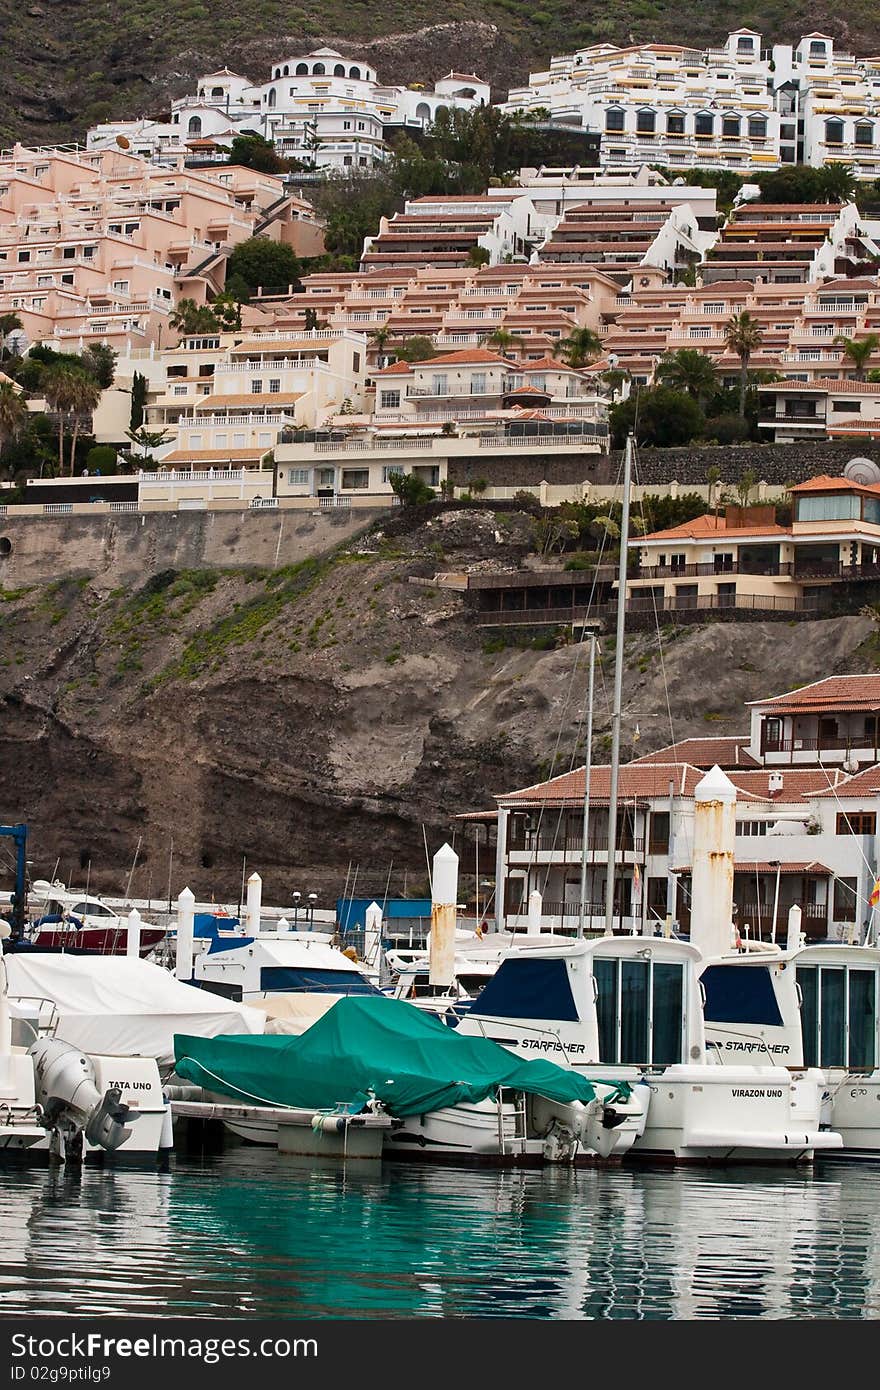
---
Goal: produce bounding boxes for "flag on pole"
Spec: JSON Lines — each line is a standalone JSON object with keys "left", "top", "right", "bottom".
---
{"left": 870, "top": 878, "right": 880, "bottom": 909}
{"left": 632, "top": 862, "right": 642, "bottom": 901}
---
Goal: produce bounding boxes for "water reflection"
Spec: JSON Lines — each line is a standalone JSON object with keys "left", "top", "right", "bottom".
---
{"left": 0, "top": 1154, "right": 877, "bottom": 1318}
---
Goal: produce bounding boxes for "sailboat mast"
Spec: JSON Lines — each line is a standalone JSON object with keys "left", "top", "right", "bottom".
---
{"left": 577, "top": 629, "right": 597, "bottom": 939}
{"left": 603, "top": 433, "right": 634, "bottom": 937}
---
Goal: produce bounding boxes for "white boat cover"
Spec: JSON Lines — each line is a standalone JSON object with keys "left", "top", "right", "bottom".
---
{"left": 5, "top": 954, "right": 265, "bottom": 1065}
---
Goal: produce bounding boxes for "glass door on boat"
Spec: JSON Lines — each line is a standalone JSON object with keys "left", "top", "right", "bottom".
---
{"left": 594, "top": 958, "right": 685, "bottom": 1067}
{"left": 797, "top": 965, "right": 878, "bottom": 1071}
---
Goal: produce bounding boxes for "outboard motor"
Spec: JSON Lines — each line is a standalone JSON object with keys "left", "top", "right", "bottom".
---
{"left": 29, "top": 1038, "right": 136, "bottom": 1158}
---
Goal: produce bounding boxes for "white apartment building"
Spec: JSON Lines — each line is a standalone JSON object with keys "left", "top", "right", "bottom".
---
{"left": 106, "top": 326, "right": 366, "bottom": 468}
{"left": 502, "top": 29, "right": 880, "bottom": 179}
{"left": 87, "top": 50, "right": 490, "bottom": 174}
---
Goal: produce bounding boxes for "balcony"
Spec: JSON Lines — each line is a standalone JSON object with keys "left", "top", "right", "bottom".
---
{"left": 635, "top": 561, "right": 793, "bottom": 580}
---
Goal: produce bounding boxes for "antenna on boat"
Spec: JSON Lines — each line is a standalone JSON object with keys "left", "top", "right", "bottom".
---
{"left": 604, "top": 432, "right": 634, "bottom": 938}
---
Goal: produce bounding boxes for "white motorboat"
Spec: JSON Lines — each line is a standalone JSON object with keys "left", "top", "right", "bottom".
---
{"left": 191, "top": 930, "right": 381, "bottom": 1008}
{"left": 701, "top": 936, "right": 880, "bottom": 1156}
{"left": 454, "top": 934, "right": 840, "bottom": 1163}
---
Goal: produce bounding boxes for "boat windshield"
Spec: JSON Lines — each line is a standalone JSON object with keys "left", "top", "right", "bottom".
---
{"left": 797, "top": 964, "right": 877, "bottom": 1071}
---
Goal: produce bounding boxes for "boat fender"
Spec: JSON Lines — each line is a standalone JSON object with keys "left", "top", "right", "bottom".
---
{"left": 158, "top": 1105, "right": 174, "bottom": 1151}
{"left": 310, "top": 1114, "right": 347, "bottom": 1134}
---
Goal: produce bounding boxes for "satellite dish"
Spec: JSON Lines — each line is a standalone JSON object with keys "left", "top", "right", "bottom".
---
{"left": 116, "top": 134, "right": 130, "bottom": 150}
{"left": 844, "top": 456, "right": 880, "bottom": 485}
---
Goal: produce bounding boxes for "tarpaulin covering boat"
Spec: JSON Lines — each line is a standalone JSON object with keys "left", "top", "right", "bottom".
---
{"left": 173, "top": 996, "right": 631, "bottom": 1116}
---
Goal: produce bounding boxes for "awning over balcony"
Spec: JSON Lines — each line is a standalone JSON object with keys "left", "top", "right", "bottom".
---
{"left": 673, "top": 861, "right": 834, "bottom": 876}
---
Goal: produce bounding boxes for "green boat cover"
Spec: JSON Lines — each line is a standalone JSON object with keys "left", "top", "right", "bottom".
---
{"left": 173, "top": 995, "right": 631, "bottom": 1117}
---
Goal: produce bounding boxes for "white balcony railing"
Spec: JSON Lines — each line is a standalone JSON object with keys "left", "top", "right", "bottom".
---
{"left": 109, "top": 501, "right": 138, "bottom": 513}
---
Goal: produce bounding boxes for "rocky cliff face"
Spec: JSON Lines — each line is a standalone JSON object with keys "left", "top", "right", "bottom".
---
{"left": 1, "top": 504, "right": 877, "bottom": 908}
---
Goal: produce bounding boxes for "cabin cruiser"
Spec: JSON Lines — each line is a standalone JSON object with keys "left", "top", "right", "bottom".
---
{"left": 191, "top": 930, "right": 382, "bottom": 1019}
{"left": 701, "top": 934, "right": 880, "bottom": 1157}
{"left": 454, "top": 933, "right": 840, "bottom": 1163}
{"left": 27, "top": 881, "right": 165, "bottom": 956}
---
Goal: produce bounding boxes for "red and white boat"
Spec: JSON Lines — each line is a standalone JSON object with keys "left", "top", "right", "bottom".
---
{"left": 27, "top": 882, "right": 165, "bottom": 956}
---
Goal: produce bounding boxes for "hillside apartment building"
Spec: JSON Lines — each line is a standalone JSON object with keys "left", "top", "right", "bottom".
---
{"left": 85, "top": 49, "right": 490, "bottom": 174}
{"left": 483, "top": 676, "right": 880, "bottom": 940}
{"left": 0, "top": 145, "right": 320, "bottom": 354}
{"left": 502, "top": 29, "right": 880, "bottom": 178}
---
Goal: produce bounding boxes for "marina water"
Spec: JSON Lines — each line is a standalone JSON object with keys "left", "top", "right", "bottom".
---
{"left": 2, "top": 1152, "right": 880, "bottom": 1319}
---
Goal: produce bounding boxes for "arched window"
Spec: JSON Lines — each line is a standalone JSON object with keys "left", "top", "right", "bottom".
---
{"left": 283, "top": 65, "right": 289, "bottom": 76}
{"left": 810, "top": 40, "right": 827, "bottom": 57}
{"left": 605, "top": 107, "right": 625, "bottom": 132}
{"left": 666, "top": 111, "right": 686, "bottom": 135}
{"left": 350, "top": 66, "right": 361, "bottom": 79}
{"left": 313, "top": 63, "right": 325, "bottom": 75}
{"left": 825, "top": 118, "right": 844, "bottom": 144}
{"left": 267, "top": 88, "right": 277, "bottom": 108}
{"left": 856, "top": 122, "right": 874, "bottom": 147}
{"left": 722, "top": 115, "right": 741, "bottom": 138}
{"left": 296, "top": 63, "right": 308, "bottom": 75}
{"left": 737, "top": 35, "right": 754, "bottom": 53}
{"left": 636, "top": 108, "right": 656, "bottom": 134}
{"left": 188, "top": 116, "right": 202, "bottom": 135}
{"left": 211, "top": 87, "right": 224, "bottom": 98}
{"left": 695, "top": 111, "right": 714, "bottom": 137}
{"left": 334, "top": 64, "right": 346, "bottom": 76}
{"left": 415, "top": 102, "right": 432, "bottom": 122}
{"left": 748, "top": 115, "right": 767, "bottom": 138}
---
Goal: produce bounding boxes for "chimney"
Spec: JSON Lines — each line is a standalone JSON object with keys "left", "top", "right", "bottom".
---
{"left": 689, "top": 765, "right": 737, "bottom": 959}
{"left": 768, "top": 771, "right": 784, "bottom": 794}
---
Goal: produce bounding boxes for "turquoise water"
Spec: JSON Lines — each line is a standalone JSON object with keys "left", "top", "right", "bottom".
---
{"left": 1, "top": 1152, "right": 879, "bottom": 1319}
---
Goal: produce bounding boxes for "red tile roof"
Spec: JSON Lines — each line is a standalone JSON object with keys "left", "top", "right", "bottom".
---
{"left": 631, "top": 737, "right": 759, "bottom": 769}
{"left": 675, "top": 860, "right": 835, "bottom": 875}
{"left": 372, "top": 361, "right": 413, "bottom": 376}
{"left": 726, "top": 770, "right": 845, "bottom": 802}
{"left": 498, "top": 761, "right": 764, "bottom": 808}
{"left": 748, "top": 675, "right": 880, "bottom": 713}
{"left": 638, "top": 514, "right": 789, "bottom": 543}
{"left": 815, "top": 765, "right": 880, "bottom": 797}
{"left": 413, "top": 348, "right": 510, "bottom": 366}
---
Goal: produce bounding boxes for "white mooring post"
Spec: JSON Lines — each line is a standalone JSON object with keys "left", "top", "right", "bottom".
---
{"left": 786, "top": 903, "right": 803, "bottom": 955}
{"left": 689, "top": 765, "right": 737, "bottom": 959}
{"left": 364, "top": 901, "right": 383, "bottom": 967}
{"left": 527, "top": 889, "right": 543, "bottom": 935}
{"left": 246, "top": 872, "right": 262, "bottom": 935}
{"left": 126, "top": 908, "right": 142, "bottom": 959}
{"left": 429, "top": 844, "right": 458, "bottom": 988}
{"left": 176, "top": 887, "right": 195, "bottom": 982}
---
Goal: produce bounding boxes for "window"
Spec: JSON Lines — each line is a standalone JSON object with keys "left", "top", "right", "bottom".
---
{"left": 636, "top": 109, "right": 656, "bottom": 134}
{"left": 825, "top": 118, "right": 844, "bottom": 144}
{"left": 353, "top": 352, "right": 360, "bottom": 373}
{"left": 748, "top": 116, "right": 768, "bottom": 138}
{"left": 251, "top": 379, "right": 263, "bottom": 394}
{"left": 233, "top": 433, "right": 246, "bottom": 446}
{"left": 722, "top": 116, "right": 741, "bottom": 138}
{"left": 341, "top": 468, "right": 369, "bottom": 489}
{"left": 796, "top": 494, "right": 860, "bottom": 522}
{"left": 382, "top": 465, "right": 404, "bottom": 483}
{"left": 695, "top": 112, "right": 714, "bottom": 136}
{"left": 17, "top": 250, "right": 30, "bottom": 263}
{"left": 666, "top": 113, "right": 685, "bottom": 135}
{"left": 856, "top": 124, "right": 874, "bottom": 147}
{"left": 833, "top": 877, "right": 858, "bottom": 922}
{"left": 380, "top": 390, "right": 401, "bottom": 409}
{"left": 594, "top": 957, "right": 684, "bottom": 1066}
{"left": 736, "top": 820, "right": 770, "bottom": 837}
{"left": 809, "top": 40, "right": 827, "bottom": 57}
{"left": 288, "top": 468, "right": 310, "bottom": 485}
{"left": 836, "top": 812, "right": 877, "bottom": 836}
{"left": 269, "top": 379, "right": 280, "bottom": 393}
{"left": 605, "top": 108, "right": 625, "bottom": 132}
{"left": 832, "top": 399, "right": 860, "bottom": 413}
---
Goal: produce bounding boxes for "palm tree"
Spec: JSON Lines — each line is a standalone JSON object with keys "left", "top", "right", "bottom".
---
{"left": 487, "top": 328, "right": 524, "bottom": 359}
{"left": 552, "top": 327, "right": 603, "bottom": 369}
{"left": 168, "top": 298, "right": 219, "bottom": 336}
{"left": 41, "top": 366, "right": 82, "bottom": 475}
{"left": 370, "top": 325, "right": 393, "bottom": 365}
{"left": 656, "top": 348, "right": 719, "bottom": 409}
{"left": 724, "top": 311, "right": 764, "bottom": 417}
{"left": 67, "top": 373, "right": 102, "bottom": 473}
{"left": 0, "top": 312, "right": 22, "bottom": 361}
{"left": 835, "top": 332, "right": 880, "bottom": 381}
{"left": 0, "top": 380, "right": 28, "bottom": 455}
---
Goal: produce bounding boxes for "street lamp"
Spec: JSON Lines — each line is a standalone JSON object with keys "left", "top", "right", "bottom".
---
{"left": 308, "top": 892, "right": 318, "bottom": 930}
{"left": 291, "top": 890, "right": 301, "bottom": 929}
